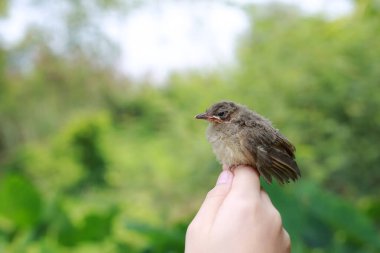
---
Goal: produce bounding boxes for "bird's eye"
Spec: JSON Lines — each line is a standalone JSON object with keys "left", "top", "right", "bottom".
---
{"left": 217, "top": 111, "right": 226, "bottom": 117}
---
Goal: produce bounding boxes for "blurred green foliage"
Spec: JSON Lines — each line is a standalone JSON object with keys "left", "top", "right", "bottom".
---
{"left": 0, "top": 0, "right": 380, "bottom": 252}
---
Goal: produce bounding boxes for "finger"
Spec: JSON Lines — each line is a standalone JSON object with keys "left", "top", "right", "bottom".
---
{"left": 193, "top": 170, "right": 233, "bottom": 225}
{"left": 229, "top": 165, "right": 261, "bottom": 198}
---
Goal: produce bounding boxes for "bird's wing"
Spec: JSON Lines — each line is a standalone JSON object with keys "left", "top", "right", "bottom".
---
{"left": 273, "top": 131, "right": 296, "bottom": 158}
{"left": 239, "top": 124, "right": 300, "bottom": 184}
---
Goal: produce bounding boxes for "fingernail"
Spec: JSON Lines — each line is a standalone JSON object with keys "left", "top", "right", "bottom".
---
{"left": 216, "top": 170, "right": 233, "bottom": 185}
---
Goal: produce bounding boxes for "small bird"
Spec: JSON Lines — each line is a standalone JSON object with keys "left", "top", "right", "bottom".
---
{"left": 195, "top": 101, "right": 300, "bottom": 184}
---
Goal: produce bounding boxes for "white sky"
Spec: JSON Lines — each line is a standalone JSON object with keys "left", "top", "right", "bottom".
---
{"left": 0, "top": 0, "right": 353, "bottom": 82}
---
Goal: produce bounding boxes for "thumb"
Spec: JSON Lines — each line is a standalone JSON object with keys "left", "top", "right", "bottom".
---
{"left": 193, "top": 170, "right": 234, "bottom": 225}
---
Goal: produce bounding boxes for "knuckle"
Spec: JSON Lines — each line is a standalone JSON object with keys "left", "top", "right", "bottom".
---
{"left": 271, "top": 208, "right": 283, "bottom": 225}
{"left": 186, "top": 221, "right": 198, "bottom": 237}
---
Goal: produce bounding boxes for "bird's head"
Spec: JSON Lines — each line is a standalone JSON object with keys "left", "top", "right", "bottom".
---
{"left": 195, "top": 101, "right": 239, "bottom": 123}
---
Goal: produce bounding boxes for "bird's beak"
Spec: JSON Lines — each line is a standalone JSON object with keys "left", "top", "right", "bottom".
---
{"left": 195, "top": 113, "right": 222, "bottom": 122}
{"left": 195, "top": 113, "right": 208, "bottom": 120}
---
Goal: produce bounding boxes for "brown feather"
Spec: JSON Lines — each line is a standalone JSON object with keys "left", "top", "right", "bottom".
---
{"left": 198, "top": 101, "right": 301, "bottom": 184}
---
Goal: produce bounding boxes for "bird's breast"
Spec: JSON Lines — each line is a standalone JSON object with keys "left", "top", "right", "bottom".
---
{"left": 206, "top": 125, "right": 254, "bottom": 167}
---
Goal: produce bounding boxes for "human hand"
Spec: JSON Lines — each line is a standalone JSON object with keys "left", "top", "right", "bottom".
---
{"left": 185, "top": 165, "right": 290, "bottom": 253}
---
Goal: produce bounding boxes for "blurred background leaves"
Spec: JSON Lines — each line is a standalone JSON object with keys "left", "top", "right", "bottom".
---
{"left": 0, "top": 0, "right": 379, "bottom": 252}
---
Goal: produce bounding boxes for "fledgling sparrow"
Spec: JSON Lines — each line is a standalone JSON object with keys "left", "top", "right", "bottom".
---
{"left": 195, "top": 101, "right": 300, "bottom": 184}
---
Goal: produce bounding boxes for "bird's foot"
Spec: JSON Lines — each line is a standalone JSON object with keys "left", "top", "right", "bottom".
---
{"left": 229, "top": 164, "right": 239, "bottom": 171}
{"left": 225, "top": 164, "right": 247, "bottom": 172}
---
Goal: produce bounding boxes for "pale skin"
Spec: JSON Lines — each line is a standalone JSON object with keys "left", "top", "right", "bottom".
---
{"left": 185, "top": 165, "right": 291, "bottom": 253}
